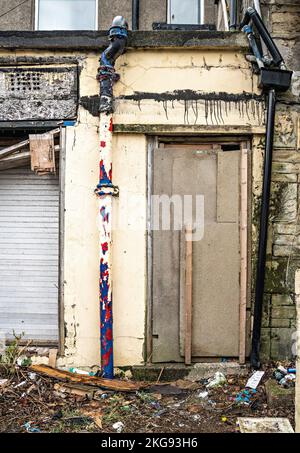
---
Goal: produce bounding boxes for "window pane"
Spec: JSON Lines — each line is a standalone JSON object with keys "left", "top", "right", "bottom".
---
{"left": 169, "top": 0, "right": 201, "bottom": 25}
{"left": 38, "top": 0, "right": 97, "bottom": 30}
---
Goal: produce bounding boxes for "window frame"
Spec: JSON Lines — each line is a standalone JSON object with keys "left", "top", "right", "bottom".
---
{"left": 35, "top": 0, "right": 99, "bottom": 31}
{"left": 167, "top": 0, "right": 205, "bottom": 25}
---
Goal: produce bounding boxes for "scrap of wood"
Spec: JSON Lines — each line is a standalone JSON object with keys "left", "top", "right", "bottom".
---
{"left": 0, "top": 146, "right": 60, "bottom": 171}
{"left": 179, "top": 229, "right": 186, "bottom": 357}
{"left": 48, "top": 348, "right": 58, "bottom": 368}
{"left": 0, "top": 151, "right": 31, "bottom": 170}
{"left": 30, "top": 133, "right": 56, "bottom": 175}
{"left": 92, "top": 416, "right": 103, "bottom": 429}
{"left": 30, "top": 364, "right": 148, "bottom": 392}
{"left": 54, "top": 383, "right": 95, "bottom": 398}
{"left": 156, "top": 367, "right": 164, "bottom": 384}
{"left": 0, "top": 138, "right": 30, "bottom": 159}
{"left": 172, "top": 379, "right": 200, "bottom": 391}
{"left": 185, "top": 225, "right": 193, "bottom": 365}
{"left": 239, "top": 146, "right": 248, "bottom": 364}
{"left": 81, "top": 408, "right": 103, "bottom": 429}
{"left": 0, "top": 128, "right": 60, "bottom": 160}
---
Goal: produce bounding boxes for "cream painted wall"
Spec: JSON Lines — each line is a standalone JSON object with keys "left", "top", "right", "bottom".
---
{"left": 112, "top": 134, "right": 147, "bottom": 366}
{"left": 0, "top": 47, "right": 264, "bottom": 369}
{"left": 58, "top": 122, "right": 147, "bottom": 369}
{"left": 58, "top": 115, "right": 100, "bottom": 368}
{"left": 113, "top": 49, "right": 264, "bottom": 129}
{"left": 115, "top": 49, "right": 256, "bottom": 96}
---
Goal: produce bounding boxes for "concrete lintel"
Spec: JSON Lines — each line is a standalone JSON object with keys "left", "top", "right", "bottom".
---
{"left": 113, "top": 124, "right": 266, "bottom": 135}
{"left": 0, "top": 30, "right": 248, "bottom": 52}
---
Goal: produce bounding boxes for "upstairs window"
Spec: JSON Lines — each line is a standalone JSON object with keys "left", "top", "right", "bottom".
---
{"left": 168, "top": 0, "right": 204, "bottom": 25}
{"left": 36, "top": 0, "right": 98, "bottom": 30}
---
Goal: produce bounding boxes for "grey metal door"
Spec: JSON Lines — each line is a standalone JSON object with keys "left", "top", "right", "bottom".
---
{"left": 0, "top": 166, "right": 59, "bottom": 342}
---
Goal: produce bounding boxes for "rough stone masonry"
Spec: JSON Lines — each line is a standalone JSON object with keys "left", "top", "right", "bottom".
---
{"left": 251, "top": 0, "right": 300, "bottom": 360}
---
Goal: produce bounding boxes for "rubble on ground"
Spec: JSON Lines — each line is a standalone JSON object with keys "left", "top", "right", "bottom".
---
{"left": 0, "top": 360, "right": 296, "bottom": 433}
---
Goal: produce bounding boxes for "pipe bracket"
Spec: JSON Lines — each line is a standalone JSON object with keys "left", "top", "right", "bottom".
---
{"left": 95, "top": 184, "right": 119, "bottom": 197}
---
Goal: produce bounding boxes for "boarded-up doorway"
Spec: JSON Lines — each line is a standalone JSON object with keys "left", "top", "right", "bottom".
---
{"left": 150, "top": 141, "right": 249, "bottom": 363}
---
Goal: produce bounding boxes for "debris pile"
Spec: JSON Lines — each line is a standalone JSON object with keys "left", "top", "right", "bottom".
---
{"left": 0, "top": 360, "right": 296, "bottom": 433}
{"left": 273, "top": 365, "right": 296, "bottom": 388}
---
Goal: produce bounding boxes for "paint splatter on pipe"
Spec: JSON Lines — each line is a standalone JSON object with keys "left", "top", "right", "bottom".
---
{"left": 96, "top": 17, "right": 128, "bottom": 379}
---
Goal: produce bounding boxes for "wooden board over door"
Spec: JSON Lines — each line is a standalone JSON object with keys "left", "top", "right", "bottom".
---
{"left": 151, "top": 142, "right": 247, "bottom": 362}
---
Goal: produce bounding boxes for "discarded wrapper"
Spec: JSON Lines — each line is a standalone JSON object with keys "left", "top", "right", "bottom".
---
{"left": 112, "top": 421, "right": 124, "bottom": 433}
{"left": 206, "top": 372, "right": 227, "bottom": 388}
{"left": 245, "top": 370, "right": 265, "bottom": 389}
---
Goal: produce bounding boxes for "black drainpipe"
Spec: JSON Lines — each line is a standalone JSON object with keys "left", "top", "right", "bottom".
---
{"left": 250, "top": 88, "right": 276, "bottom": 369}
{"left": 240, "top": 7, "right": 292, "bottom": 369}
{"left": 132, "top": 0, "right": 139, "bottom": 30}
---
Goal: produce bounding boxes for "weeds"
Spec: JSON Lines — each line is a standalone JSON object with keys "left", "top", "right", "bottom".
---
{"left": 136, "top": 391, "right": 156, "bottom": 403}
{"left": 0, "top": 332, "right": 31, "bottom": 377}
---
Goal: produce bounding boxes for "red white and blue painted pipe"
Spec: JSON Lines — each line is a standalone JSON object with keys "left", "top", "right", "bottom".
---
{"left": 95, "top": 16, "right": 128, "bottom": 378}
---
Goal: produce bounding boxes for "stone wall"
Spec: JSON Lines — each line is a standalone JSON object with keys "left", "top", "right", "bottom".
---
{"left": 0, "top": 0, "right": 216, "bottom": 31}
{"left": 295, "top": 269, "right": 300, "bottom": 432}
{"left": 250, "top": 0, "right": 300, "bottom": 360}
{"left": 0, "top": 0, "right": 33, "bottom": 30}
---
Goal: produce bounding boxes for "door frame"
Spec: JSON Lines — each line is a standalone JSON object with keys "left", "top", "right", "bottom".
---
{"left": 58, "top": 126, "right": 66, "bottom": 355}
{"left": 145, "top": 136, "right": 252, "bottom": 364}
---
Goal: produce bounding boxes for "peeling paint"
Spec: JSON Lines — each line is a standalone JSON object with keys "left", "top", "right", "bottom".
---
{"left": 100, "top": 206, "right": 109, "bottom": 223}
{"left": 101, "top": 241, "right": 108, "bottom": 254}
{"left": 99, "top": 159, "right": 112, "bottom": 186}
{"left": 100, "top": 257, "right": 113, "bottom": 372}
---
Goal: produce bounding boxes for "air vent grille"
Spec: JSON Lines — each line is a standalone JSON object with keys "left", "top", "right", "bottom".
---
{"left": 8, "top": 72, "right": 41, "bottom": 92}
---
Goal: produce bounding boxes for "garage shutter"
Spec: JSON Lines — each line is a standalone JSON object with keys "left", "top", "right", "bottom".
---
{"left": 0, "top": 166, "right": 59, "bottom": 342}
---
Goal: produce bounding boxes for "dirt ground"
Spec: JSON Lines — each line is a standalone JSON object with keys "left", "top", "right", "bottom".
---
{"left": 0, "top": 363, "right": 295, "bottom": 433}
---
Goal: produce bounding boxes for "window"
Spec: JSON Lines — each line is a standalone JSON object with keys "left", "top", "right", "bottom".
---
{"left": 168, "top": 0, "right": 204, "bottom": 25}
{"left": 35, "top": 0, "right": 98, "bottom": 30}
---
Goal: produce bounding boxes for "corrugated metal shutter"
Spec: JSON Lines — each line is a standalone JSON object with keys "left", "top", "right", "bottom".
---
{"left": 0, "top": 166, "right": 59, "bottom": 342}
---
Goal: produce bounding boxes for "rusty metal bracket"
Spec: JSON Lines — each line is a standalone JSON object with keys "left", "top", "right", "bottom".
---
{"left": 94, "top": 184, "right": 119, "bottom": 197}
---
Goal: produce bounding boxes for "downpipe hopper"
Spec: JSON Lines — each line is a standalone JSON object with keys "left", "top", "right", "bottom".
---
{"left": 97, "top": 16, "right": 128, "bottom": 114}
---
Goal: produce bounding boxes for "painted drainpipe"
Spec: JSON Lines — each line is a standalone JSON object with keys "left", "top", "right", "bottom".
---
{"left": 95, "top": 16, "right": 128, "bottom": 379}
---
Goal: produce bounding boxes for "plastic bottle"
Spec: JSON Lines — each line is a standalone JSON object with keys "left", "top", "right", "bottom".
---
{"left": 69, "top": 367, "right": 95, "bottom": 376}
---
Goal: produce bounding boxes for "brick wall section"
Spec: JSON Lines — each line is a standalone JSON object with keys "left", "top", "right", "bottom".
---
{"left": 249, "top": 1, "right": 300, "bottom": 360}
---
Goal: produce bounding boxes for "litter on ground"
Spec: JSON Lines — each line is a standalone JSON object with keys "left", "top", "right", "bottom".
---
{"left": 0, "top": 360, "right": 296, "bottom": 433}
